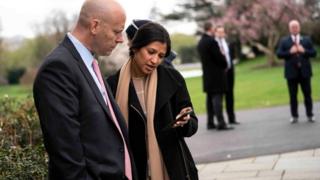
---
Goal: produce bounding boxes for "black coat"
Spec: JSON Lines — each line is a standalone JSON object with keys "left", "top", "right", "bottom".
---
{"left": 276, "top": 35, "right": 317, "bottom": 79}
{"left": 197, "top": 34, "right": 228, "bottom": 94}
{"left": 107, "top": 65, "right": 199, "bottom": 180}
{"left": 33, "top": 36, "right": 137, "bottom": 180}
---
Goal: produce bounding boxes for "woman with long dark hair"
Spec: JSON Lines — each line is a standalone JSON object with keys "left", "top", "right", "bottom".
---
{"left": 107, "top": 22, "right": 198, "bottom": 180}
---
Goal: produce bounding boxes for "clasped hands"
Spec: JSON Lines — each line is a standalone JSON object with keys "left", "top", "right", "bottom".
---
{"left": 290, "top": 44, "right": 305, "bottom": 54}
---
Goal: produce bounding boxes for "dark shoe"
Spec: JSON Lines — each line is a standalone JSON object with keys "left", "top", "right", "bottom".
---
{"left": 207, "top": 124, "right": 216, "bottom": 130}
{"left": 217, "top": 126, "right": 234, "bottom": 131}
{"left": 308, "top": 116, "right": 315, "bottom": 123}
{"left": 229, "top": 121, "right": 240, "bottom": 125}
{"left": 290, "top": 117, "right": 298, "bottom": 124}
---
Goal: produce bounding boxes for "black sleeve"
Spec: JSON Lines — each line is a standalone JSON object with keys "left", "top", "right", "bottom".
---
{"left": 172, "top": 70, "right": 198, "bottom": 137}
{"left": 33, "top": 60, "right": 88, "bottom": 179}
{"left": 302, "top": 37, "right": 317, "bottom": 58}
{"left": 276, "top": 37, "right": 292, "bottom": 59}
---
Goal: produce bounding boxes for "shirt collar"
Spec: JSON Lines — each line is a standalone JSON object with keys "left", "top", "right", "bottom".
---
{"left": 67, "top": 32, "right": 95, "bottom": 67}
{"left": 291, "top": 34, "right": 300, "bottom": 40}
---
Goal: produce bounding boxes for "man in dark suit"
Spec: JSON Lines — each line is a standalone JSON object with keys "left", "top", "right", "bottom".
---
{"left": 33, "top": 0, "right": 137, "bottom": 179}
{"left": 215, "top": 26, "right": 239, "bottom": 125}
{"left": 197, "top": 21, "right": 233, "bottom": 130}
{"left": 277, "top": 19, "right": 317, "bottom": 124}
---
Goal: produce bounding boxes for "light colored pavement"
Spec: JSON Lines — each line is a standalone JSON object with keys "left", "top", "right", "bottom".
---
{"left": 197, "top": 148, "right": 320, "bottom": 180}
{"left": 186, "top": 102, "right": 320, "bottom": 164}
{"left": 177, "top": 64, "right": 320, "bottom": 179}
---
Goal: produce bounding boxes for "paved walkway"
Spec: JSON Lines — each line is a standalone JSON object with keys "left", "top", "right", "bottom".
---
{"left": 187, "top": 102, "right": 320, "bottom": 179}
{"left": 186, "top": 102, "right": 320, "bottom": 164}
{"left": 197, "top": 148, "right": 320, "bottom": 180}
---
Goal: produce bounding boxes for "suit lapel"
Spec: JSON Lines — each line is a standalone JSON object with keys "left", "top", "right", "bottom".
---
{"left": 78, "top": 61, "right": 113, "bottom": 118}
{"left": 288, "top": 36, "right": 295, "bottom": 46}
{"left": 62, "top": 36, "right": 113, "bottom": 120}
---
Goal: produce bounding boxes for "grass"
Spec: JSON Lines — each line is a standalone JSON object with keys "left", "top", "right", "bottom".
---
{"left": 0, "top": 85, "right": 32, "bottom": 99}
{"left": 0, "top": 54, "right": 319, "bottom": 115}
{"left": 185, "top": 57, "right": 320, "bottom": 114}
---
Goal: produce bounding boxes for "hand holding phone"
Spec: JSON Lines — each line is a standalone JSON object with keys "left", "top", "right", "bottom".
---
{"left": 175, "top": 109, "right": 193, "bottom": 121}
{"left": 171, "top": 108, "right": 193, "bottom": 128}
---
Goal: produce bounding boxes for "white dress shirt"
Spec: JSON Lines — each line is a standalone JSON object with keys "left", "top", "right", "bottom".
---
{"left": 216, "top": 37, "right": 232, "bottom": 69}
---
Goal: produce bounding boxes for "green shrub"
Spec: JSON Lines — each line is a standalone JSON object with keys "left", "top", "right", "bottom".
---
{"left": 178, "top": 45, "right": 200, "bottom": 64}
{"left": 6, "top": 67, "right": 26, "bottom": 85}
{"left": 0, "top": 96, "right": 47, "bottom": 179}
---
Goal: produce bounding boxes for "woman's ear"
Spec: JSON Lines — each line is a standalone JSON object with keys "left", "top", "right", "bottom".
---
{"left": 127, "top": 40, "right": 132, "bottom": 47}
{"left": 131, "top": 48, "right": 137, "bottom": 55}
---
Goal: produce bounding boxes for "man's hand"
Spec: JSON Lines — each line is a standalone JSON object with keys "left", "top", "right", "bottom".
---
{"left": 297, "top": 45, "right": 305, "bottom": 53}
{"left": 290, "top": 45, "right": 298, "bottom": 54}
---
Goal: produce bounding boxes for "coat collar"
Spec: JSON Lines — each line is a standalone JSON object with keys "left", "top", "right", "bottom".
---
{"left": 288, "top": 34, "right": 304, "bottom": 44}
{"left": 61, "top": 35, "right": 83, "bottom": 62}
{"left": 155, "top": 66, "right": 181, "bottom": 114}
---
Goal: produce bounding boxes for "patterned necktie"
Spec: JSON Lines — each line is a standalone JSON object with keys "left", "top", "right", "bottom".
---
{"left": 92, "top": 59, "right": 132, "bottom": 180}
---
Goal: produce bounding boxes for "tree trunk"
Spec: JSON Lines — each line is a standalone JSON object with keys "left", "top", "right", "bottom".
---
{"left": 250, "top": 41, "right": 275, "bottom": 67}
{"left": 266, "top": 51, "right": 277, "bottom": 67}
{"left": 250, "top": 30, "right": 280, "bottom": 67}
{"left": 266, "top": 31, "right": 280, "bottom": 67}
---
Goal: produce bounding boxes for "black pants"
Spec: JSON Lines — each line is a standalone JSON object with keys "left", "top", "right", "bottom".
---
{"left": 206, "top": 93, "right": 227, "bottom": 127}
{"left": 287, "top": 76, "right": 313, "bottom": 118}
{"left": 225, "top": 68, "right": 236, "bottom": 123}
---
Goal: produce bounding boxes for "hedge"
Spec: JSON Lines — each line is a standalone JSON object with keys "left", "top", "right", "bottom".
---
{"left": 0, "top": 96, "right": 47, "bottom": 179}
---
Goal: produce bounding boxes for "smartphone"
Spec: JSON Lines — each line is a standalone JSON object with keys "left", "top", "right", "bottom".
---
{"left": 175, "top": 109, "right": 193, "bottom": 121}
{"left": 166, "top": 109, "right": 193, "bottom": 128}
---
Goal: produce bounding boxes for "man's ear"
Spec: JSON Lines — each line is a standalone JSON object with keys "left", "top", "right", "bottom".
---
{"left": 90, "top": 19, "right": 100, "bottom": 35}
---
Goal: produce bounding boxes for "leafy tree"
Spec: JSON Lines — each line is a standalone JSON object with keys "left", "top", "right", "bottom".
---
{"left": 1, "top": 10, "right": 77, "bottom": 84}
{"left": 218, "top": 0, "right": 312, "bottom": 66}
{"left": 304, "top": 0, "right": 320, "bottom": 44}
{"left": 160, "top": 0, "right": 314, "bottom": 66}
{"left": 33, "top": 10, "right": 77, "bottom": 44}
{"left": 31, "top": 10, "right": 77, "bottom": 65}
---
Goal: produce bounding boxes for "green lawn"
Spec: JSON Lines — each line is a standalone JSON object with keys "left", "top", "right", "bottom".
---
{"left": 186, "top": 57, "right": 320, "bottom": 114}
{"left": 1, "top": 56, "right": 319, "bottom": 115}
{"left": 0, "top": 85, "right": 32, "bottom": 99}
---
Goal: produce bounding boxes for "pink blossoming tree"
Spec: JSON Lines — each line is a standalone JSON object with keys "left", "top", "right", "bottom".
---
{"left": 216, "top": 0, "right": 311, "bottom": 66}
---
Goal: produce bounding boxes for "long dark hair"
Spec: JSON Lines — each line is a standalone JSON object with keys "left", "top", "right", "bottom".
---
{"left": 129, "top": 22, "right": 171, "bottom": 58}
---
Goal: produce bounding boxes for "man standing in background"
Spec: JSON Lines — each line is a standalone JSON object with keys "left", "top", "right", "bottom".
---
{"left": 197, "top": 21, "right": 233, "bottom": 130}
{"left": 215, "top": 25, "right": 239, "bottom": 125}
{"left": 277, "top": 19, "right": 317, "bottom": 124}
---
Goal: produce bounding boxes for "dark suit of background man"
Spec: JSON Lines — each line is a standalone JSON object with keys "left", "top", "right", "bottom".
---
{"left": 276, "top": 19, "right": 317, "bottom": 124}
{"left": 197, "top": 22, "right": 233, "bottom": 130}
{"left": 215, "top": 26, "right": 239, "bottom": 125}
{"left": 33, "top": 0, "right": 137, "bottom": 179}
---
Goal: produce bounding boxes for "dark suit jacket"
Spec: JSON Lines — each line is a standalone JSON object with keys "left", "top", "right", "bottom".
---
{"left": 107, "top": 65, "right": 198, "bottom": 180}
{"left": 276, "top": 35, "right": 317, "bottom": 79}
{"left": 197, "top": 34, "right": 228, "bottom": 94}
{"left": 33, "top": 36, "right": 137, "bottom": 180}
